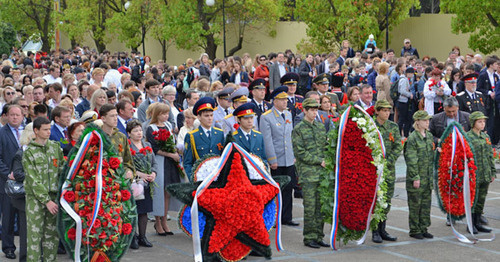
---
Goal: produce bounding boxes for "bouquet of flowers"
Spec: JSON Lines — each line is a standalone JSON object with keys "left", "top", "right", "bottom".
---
{"left": 59, "top": 126, "right": 137, "bottom": 262}
{"left": 130, "top": 146, "right": 157, "bottom": 199}
{"left": 152, "top": 128, "right": 186, "bottom": 178}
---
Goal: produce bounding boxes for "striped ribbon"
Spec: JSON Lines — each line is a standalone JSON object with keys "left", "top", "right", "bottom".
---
{"left": 60, "top": 131, "right": 104, "bottom": 262}
{"left": 191, "top": 142, "right": 283, "bottom": 262}
{"left": 330, "top": 105, "right": 386, "bottom": 250}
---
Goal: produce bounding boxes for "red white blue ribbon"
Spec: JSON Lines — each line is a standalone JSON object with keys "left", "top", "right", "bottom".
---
{"left": 60, "top": 131, "right": 104, "bottom": 262}
{"left": 191, "top": 142, "right": 283, "bottom": 262}
{"left": 330, "top": 105, "right": 386, "bottom": 250}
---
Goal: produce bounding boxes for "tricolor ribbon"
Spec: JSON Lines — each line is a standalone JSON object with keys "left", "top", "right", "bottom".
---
{"left": 60, "top": 131, "right": 104, "bottom": 262}
{"left": 330, "top": 105, "right": 386, "bottom": 250}
{"left": 190, "top": 143, "right": 283, "bottom": 262}
{"left": 448, "top": 126, "right": 495, "bottom": 243}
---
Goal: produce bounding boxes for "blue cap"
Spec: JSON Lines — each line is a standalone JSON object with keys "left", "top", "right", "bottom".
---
{"left": 249, "top": 79, "right": 266, "bottom": 90}
{"left": 193, "top": 97, "right": 216, "bottom": 116}
{"left": 270, "top": 86, "right": 289, "bottom": 100}
{"left": 233, "top": 103, "right": 256, "bottom": 118}
{"left": 280, "top": 72, "right": 300, "bottom": 85}
{"left": 217, "top": 86, "right": 234, "bottom": 99}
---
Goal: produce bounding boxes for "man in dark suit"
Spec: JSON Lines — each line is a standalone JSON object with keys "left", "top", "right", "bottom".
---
{"left": 269, "top": 52, "right": 290, "bottom": 92}
{"left": 336, "top": 47, "right": 348, "bottom": 68}
{"left": 76, "top": 84, "right": 99, "bottom": 118}
{"left": 355, "top": 84, "right": 375, "bottom": 109}
{"left": 249, "top": 79, "right": 272, "bottom": 124}
{"left": 430, "top": 97, "right": 470, "bottom": 144}
{"left": 0, "top": 104, "right": 23, "bottom": 259}
{"left": 116, "top": 99, "right": 135, "bottom": 137}
{"left": 477, "top": 57, "right": 499, "bottom": 142}
{"left": 298, "top": 54, "right": 314, "bottom": 96}
{"left": 49, "top": 106, "right": 72, "bottom": 148}
{"left": 456, "top": 73, "right": 486, "bottom": 115}
{"left": 316, "top": 53, "right": 335, "bottom": 75}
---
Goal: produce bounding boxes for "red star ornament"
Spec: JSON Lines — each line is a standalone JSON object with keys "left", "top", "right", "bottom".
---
{"left": 195, "top": 152, "right": 278, "bottom": 260}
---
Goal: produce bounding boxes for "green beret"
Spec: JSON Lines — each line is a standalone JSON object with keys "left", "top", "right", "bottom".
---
{"left": 469, "top": 111, "right": 488, "bottom": 126}
{"left": 375, "top": 100, "right": 392, "bottom": 110}
{"left": 413, "top": 110, "right": 432, "bottom": 120}
{"left": 302, "top": 98, "right": 320, "bottom": 109}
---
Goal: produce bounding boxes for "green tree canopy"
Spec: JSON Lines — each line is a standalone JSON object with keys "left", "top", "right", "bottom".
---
{"left": 0, "top": 22, "right": 18, "bottom": 56}
{"left": 441, "top": 0, "right": 499, "bottom": 54}
{"left": 291, "top": 0, "right": 419, "bottom": 52}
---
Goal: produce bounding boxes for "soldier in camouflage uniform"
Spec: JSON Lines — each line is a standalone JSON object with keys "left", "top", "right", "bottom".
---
{"left": 404, "top": 110, "right": 435, "bottom": 240}
{"left": 466, "top": 111, "right": 496, "bottom": 233}
{"left": 292, "top": 98, "right": 330, "bottom": 249}
{"left": 22, "top": 117, "right": 64, "bottom": 261}
{"left": 373, "top": 100, "right": 402, "bottom": 243}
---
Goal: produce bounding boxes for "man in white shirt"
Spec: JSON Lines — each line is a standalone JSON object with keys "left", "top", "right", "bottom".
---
{"left": 43, "top": 66, "right": 62, "bottom": 84}
{"left": 104, "top": 60, "right": 123, "bottom": 91}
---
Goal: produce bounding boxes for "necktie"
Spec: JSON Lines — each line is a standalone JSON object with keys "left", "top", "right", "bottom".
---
{"left": 14, "top": 128, "right": 20, "bottom": 146}
{"left": 206, "top": 130, "right": 211, "bottom": 138}
{"left": 259, "top": 104, "right": 263, "bottom": 112}
{"left": 63, "top": 129, "right": 68, "bottom": 139}
{"left": 247, "top": 134, "right": 251, "bottom": 141}
{"left": 281, "top": 113, "right": 285, "bottom": 120}
{"left": 472, "top": 93, "right": 476, "bottom": 100}
{"left": 224, "top": 109, "right": 229, "bottom": 115}
{"left": 291, "top": 97, "right": 295, "bottom": 104}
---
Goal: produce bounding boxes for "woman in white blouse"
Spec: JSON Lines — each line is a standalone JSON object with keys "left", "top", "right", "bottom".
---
{"left": 423, "top": 68, "right": 451, "bottom": 116}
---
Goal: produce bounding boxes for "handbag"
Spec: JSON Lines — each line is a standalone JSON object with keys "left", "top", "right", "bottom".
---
{"left": 130, "top": 179, "right": 145, "bottom": 200}
{"left": 5, "top": 179, "right": 25, "bottom": 199}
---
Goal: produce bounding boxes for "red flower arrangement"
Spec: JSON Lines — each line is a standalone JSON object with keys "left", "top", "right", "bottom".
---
{"left": 436, "top": 135, "right": 477, "bottom": 217}
{"left": 152, "top": 129, "right": 185, "bottom": 178}
{"left": 338, "top": 119, "right": 378, "bottom": 231}
{"left": 60, "top": 130, "right": 136, "bottom": 261}
{"left": 233, "top": 123, "right": 240, "bottom": 130}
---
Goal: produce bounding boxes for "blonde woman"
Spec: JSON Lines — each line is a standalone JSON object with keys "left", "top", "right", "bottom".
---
{"left": 375, "top": 62, "right": 392, "bottom": 105}
{"left": 145, "top": 103, "right": 181, "bottom": 235}
{"left": 22, "top": 85, "right": 34, "bottom": 105}
{"left": 90, "top": 68, "right": 107, "bottom": 89}
{"left": 90, "top": 89, "right": 107, "bottom": 115}
{"left": 62, "top": 73, "right": 76, "bottom": 94}
{"left": 176, "top": 107, "right": 200, "bottom": 154}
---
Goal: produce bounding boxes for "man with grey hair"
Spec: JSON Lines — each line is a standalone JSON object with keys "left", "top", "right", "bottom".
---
{"left": 429, "top": 96, "right": 470, "bottom": 143}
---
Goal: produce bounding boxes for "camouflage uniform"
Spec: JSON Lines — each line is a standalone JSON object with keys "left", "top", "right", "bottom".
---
{"left": 404, "top": 129, "right": 434, "bottom": 235}
{"left": 292, "top": 99, "right": 328, "bottom": 244}
{"left": 467, "top": 130, "right": 496, "bottom": 215}
{"left": 22, "top": 140, "right": 64, "bottom": 261}
{"left": 110, "top": 128, "right": 135, "bottom": 176}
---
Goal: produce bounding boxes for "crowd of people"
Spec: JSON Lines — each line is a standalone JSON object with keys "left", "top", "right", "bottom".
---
{"left": 0, "top": 38, "right": 498, "bottom": 260}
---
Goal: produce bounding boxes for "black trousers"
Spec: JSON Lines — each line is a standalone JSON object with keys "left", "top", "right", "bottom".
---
{"left": 10, "top": 197, "right": 26, "bottom": 262}
{"left": 271, "top": 165, "right": 296, "bottom": 223}
{"left": 397, "top": 101, "right": 412, "bottom": 137}
{"left": 1, "top": 194, "right": 16, "bottom": 253}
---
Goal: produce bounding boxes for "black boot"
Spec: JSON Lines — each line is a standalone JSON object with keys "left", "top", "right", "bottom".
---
{"left": 138, "top": 235, "right": 153, "bottom": 247}
{"left": 372, "top": 226, "right": 383, "bottom": 243}
{"left": 57, "top": 240, "right": 67, "bottom": 254}
{"left": 467, "top": 215, "right": 478, "bottom": 234}
{"left": 474, "top": 213, "right": 492, "bottom": 233}
{"left": 130, "top": 235, "right": 139, "bottom": 249}
{"left": 479, "top": 215, "right": 489, "bottom": 225}
{"left": 379, "top": 221, "right": 397, "bottom": 241}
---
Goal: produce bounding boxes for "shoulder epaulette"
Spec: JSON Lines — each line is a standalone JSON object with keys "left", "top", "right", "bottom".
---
{"left": 213, "top": 127, "right": 223, "bottom": 132}
{"left": 456, "top": 91, "right": 465, "bottom": 96}
{"left": 188, "top": 129, "right": 199, "bottom": 135}
{"left": 475, "top": 91, "right": 483, "bottom": 94}
{"left": 252, "top": 129, "right": 261, "bottom": 134}
{"left": 232, "top": 131, "right": 238, "bottom": 136}
{"left": 214, "top": 106, "right": 218, "bottom": 111}
{"left": 224, "top": 114, "right": 233, "bottom": 119}
{"left": 262, "top": 110, "right": 272, "bottom": 116}
{"left": 295, "top": 95, "right": 303, "bottom": 98}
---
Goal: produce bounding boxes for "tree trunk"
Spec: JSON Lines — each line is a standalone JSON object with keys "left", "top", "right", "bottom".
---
{"left": 70, "top": 39, "right": 77, "bottom": 49}
{"left": 228, "top": 35, "right": 243, "bottom": 57}
{"left": 41, "top": 35, "right": 51, "bottom": 53}
{"left": 205, "top": 34, "right": 217, "bottom": 60}
{"left": 159, "top": 39, "right": 167, "bottom": 61}
{"left": 131, "top": 46, "right": 139, "bottom": 53}
{"left": 94, "top": 39, "right": 106, "bottom": 53}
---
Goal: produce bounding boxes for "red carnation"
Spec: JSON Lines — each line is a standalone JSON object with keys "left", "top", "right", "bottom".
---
{"left": 67, "top": 227, "right": 76, "bottom": 240}
{"left": 366, "top": 106, "right": 375, "bottom": 116}
{"left": 122, "top": 223, "right": 133, "bottom": 235}
{"left": 109, "top": 157, "right": 121, "bottom": 169}
{"left": 105, "top": 240, "right": 113, "bottom": 247}
{"left": 121, "top": 190, "right": 131, "bottom": 201}
{"left": 64, "top": 191, "right": 76, "bottom": 202}
{"left": 233, "top": 123, "right": 240, "bottom": 130}
{"left": 130, "top": 149, "right": 136, "bottom": 156}
{"left": 145, "top": 146, "right": 153, "bottom": 153}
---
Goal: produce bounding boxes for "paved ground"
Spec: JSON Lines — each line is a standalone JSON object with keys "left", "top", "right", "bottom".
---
{"left": 47, "top": 155, "right": 499, "bottom": 261}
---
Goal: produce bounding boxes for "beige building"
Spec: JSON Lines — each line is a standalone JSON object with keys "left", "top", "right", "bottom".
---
{"left": 61, "top": 14, "right": 488, "bottom": 65}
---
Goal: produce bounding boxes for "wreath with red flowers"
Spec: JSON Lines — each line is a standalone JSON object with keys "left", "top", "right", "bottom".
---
{"left": 434, "top": 122, "right": 478, "bottom": 220}
{"left": 58, "top": 125, "right": 137, "bottom": 261}
{"left": 167, "top": 147, "right": 289, "bottom": 261}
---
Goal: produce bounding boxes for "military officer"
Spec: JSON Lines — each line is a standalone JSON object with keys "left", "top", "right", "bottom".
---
{"left": 292, "top": 98, "right": 329, "bottom": 249}
{"left": 313, "top": 73, "right": 342, "bottom": 112}
{"left": 404, "top": 110, "right": 434, "bottom": 240}
{"left": 466, "top": 111, "right": 495, "bottom": 233}
{"left": 22, "top": 117, "right": 64, "bottom": 261}
{"left": 213, "top": 86, "right": 235, "bottom": 129}
{"left": 222, "top": 87, "right": 258, "bottom": 135}
{"left": 281, "top": 72, "right": 304, "bottom": 125}
{"left": 249, "top": 79, "right": 272, "bottom": 123}
{"left": 456, "top": 73, "right": 486, "bottom": 115}
{"left": 372, "top": 100, "right": 402, "bottom": 243}
{"left": 184, "top": 97, "right": 225, "bottom": 180}
{"left": 230, "top": 103, "right": 266, "bottom": 163}
{"left": 260, "top": 86, "right": 298, "bottom": 226}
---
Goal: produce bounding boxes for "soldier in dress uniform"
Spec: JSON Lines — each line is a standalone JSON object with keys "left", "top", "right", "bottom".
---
{"left": 230, "top": 103, "right": 266, "bottom": 163}
{"left": 292, "top": 98, "right": 330, "bottom": 249}
{"left": 222, "top": 87, "right": 258, "bottom": 135}
{"left": 456, "top": 73, "right": 487, "bottom": 115}
{"left": 466, "top": 111, "right": 496, "bottom": 233}
{"left": 260, "top": 86, "right": 299, "bottom": 226}
{"left": 372, "top": 100, "right": 402, "bottom": 243}
{"left": 281, "top": 72, "right": 303, "bottom": 125}
{"left": 249, "top": 79, "right": 272, "bottom": 123}
{"left": 313, "top": 73, "right": 341, "bottom": 113}
{"left": 213, "top": 86, "right": 235, "bottom": 129}
{"left": 183, "top": 97, "right": 225, "bottom": 180}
